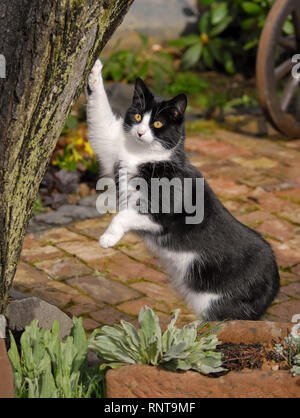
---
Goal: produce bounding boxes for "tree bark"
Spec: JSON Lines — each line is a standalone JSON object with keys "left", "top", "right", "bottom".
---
{"left": 0, "top": 0, "right": 134, "bottom": 313}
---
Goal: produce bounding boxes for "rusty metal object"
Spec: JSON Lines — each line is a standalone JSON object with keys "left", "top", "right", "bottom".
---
{"left": 256, "top": 0, "right": 300, "bottom": 138}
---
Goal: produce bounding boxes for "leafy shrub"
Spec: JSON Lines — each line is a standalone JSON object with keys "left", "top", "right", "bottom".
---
{"left": 8, "top": 318, "right": 104, "bottom": 398}
{"left": 102, "top": 34, "right": 174, "bottom": 92}
{"left": 88, "top": 306, "right": 225, "bottom": 375}
{"left": 165, "top": 72, "right": 210, "bottom": 96}
{"left": 170, "top": 0, "right": 293, "bottom": 75}
{"left": 170, "top": 1, "right": 236, "bottom": 73}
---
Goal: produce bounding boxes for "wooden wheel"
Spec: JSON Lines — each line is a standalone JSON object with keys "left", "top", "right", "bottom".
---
{"left": 256, "top": 0, "right": 300, "bottom": 138}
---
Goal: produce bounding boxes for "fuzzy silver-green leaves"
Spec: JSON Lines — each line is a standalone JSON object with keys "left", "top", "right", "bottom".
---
{"left": 88, "top": 306, "right": 225, "bottom": 375}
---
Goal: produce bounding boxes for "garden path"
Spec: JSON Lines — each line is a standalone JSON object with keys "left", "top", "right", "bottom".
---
{"left": 14, "top": 121, "right": 300, "bottom": 330}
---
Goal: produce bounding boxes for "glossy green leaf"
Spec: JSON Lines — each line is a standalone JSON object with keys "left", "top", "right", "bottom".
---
{"left": 199, "top": 11, "right": 210, "bottom": 34}
{"left": 241, "top": 2, "right": 263, "bottom": 15}
{"left": 182, "top": 43, "right": 203, "bottom": 68}
{"left": 211, "top": 2, "right": 228, "bottom": 25}
{"left": 209, "top": 16, "right": 233, "bottom": 37}
{"left": 169, "top": 34, "right": 200, "bottom": 48}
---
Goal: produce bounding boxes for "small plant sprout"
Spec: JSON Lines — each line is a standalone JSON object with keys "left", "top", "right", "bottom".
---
{"left": 273, "top": 333, "right": 300, "bottom": 377}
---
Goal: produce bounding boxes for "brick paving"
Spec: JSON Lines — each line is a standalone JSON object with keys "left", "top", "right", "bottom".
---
{"left": 14, "top": 126, "right": 300, "bottom": 330}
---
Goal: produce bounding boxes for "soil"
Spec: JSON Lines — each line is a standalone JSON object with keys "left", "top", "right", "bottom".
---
{"left": 210, "top": 342, "right": 287, "bottom": 378}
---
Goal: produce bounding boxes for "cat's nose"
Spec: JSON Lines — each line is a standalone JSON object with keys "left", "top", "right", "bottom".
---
{"left": 137, "top": 129, "right": 145, "bottom": 137}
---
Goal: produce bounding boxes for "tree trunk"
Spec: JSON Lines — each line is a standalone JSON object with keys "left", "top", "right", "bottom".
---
{"left": 0, "top": 0, "right": 134, "bottom": 313}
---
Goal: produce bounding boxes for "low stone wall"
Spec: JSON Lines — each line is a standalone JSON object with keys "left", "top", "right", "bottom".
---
{"left": 106, "top": 321, "right": 300, "bottom": 398}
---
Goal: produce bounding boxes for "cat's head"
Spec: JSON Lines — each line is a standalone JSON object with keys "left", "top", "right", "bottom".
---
{"left": 124, "top": 78, "right": 187, "bottom": 151}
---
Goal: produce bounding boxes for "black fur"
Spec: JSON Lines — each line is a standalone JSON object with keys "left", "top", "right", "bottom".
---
{"left": 122, "top": 78, "right": 280, "bottom": 321}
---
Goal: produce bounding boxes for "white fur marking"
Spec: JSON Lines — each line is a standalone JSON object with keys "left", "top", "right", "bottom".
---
{"left": 143, "top": 239, "right": 221, "bottom": 317}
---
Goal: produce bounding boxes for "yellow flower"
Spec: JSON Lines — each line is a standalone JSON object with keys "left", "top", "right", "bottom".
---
{"left": 201, "top": 33, "right": 209, "bottom": 45}
{"left": 84, "top": 141, "right": 95, "bottom": 156}
{"left": 75, "top": 137, "right": 84, "bottom": 146}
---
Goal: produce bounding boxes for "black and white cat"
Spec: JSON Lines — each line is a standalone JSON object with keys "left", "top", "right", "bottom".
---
{"left": 86, "top": 59, "right": 280, "bottom": 321}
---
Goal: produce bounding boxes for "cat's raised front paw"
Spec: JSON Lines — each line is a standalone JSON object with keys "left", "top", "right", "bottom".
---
{"left": 99, "top": 232, "right": 119, "bottom": 248}
{"left": 88, "top": 59, "right": 103, "bottom": 91}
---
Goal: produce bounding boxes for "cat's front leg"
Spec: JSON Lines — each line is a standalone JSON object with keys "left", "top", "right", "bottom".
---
{"left": 86, "top": 59, "right": 121, "bottom": 177}
{"left": 99, "top": 210, "right": 162, "bottom": 248}
{"left": 87, "top": 59, "right": 103, "bottom": 92}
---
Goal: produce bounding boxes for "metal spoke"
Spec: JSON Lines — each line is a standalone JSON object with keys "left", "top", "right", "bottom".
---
{"left": 281, "top": 75, "right": 299, "bottom": 112}
{"left": 278, "top": 36, "right": 296, "bottom": 51}
{"left": 275, "top": 58, "right": 293, "bottom": 81}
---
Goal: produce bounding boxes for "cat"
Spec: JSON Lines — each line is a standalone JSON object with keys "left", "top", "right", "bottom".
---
{"left": 86, "top": 59, "right": 280, "bottom": 321}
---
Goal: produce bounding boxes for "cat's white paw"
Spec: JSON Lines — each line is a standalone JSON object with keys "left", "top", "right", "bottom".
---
{"left": 99, "top": 232, "right": 119, "bottom": 248}
{"left": 88, "top": 59, "right": 103, "bottom": 91}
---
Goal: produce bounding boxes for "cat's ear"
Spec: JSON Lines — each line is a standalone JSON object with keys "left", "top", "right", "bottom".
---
{"left": 132, "top": 77, "right": 154, "bottom": 107}
{"left": 169, "top": 94, "right": 187, "bottom": 120}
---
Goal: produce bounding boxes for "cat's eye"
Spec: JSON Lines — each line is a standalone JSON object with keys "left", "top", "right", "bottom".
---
{"left": 135, "top": 114, "right": 142, "bottom": 122}
{"left": 154, "top": 121, "right": 163, "bottom": 128}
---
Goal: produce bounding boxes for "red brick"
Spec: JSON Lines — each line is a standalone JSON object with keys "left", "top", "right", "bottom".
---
{"left": 280, "top": 208, "right": 300, "bottom": 225}
{"left": 267, "top": 300, "right": 300, "bottom": 322}
{"left": 119, "top": 242, "right": 158, "bottom": 265}
{"left": 130, "top": 281, "right": 181, "bottom": 303}
{"left": 279, "top": 271, "right": 300, "bottom": 285}
{"left": 66, "top": 275, "right": 141, "bottom": 305}
{"left": 237, "top": 210, "right": 275, "bottom": 227}
{"left": 249, "top": 188, "right": 298, "bottom": 213}
{"left": 281, "top": 282, "right": 300, "bottom": 299}
{"left": 28, "top": 286, "right": 74, "bottom": 309}
{"left": 38, "top": 227, "right": 87, "bottom": 243}
{"left": 82, "top": 317, "right": 101, "bottom": 331}
{"left": 96, "top": 253, "right": 170, "bottom": 285}
{"left": 57, "top": 240, "right": 117, "bottom": 267}
{"left": 22, "top": 234, "right": 63, "bottom": 262}
{"left": 65, "top": 303, "right": 99, "bottom": 317}
{"left": 13, "top": 262, "right": 51, "bottom": 291}
{"left": 90, "top": 307, "right": 134, "bottom": 326}
{"left": 276, "top": 188, "right": 300, "bottom": 204}
{"left": 268, "top": 239, "right": 300, "bottom": 268}
{"left": 72, "top": 217, "right": 112, "bottom": 240}
{"left": 117, "top": 297, "right": 157, "bottom": 317}
{"left": 34, "top": 257, "right": 91, "bottom": 279}
{"left": 257, "top": 218, "right": 297, "bottom": 242}
{"left": 185, "top": 139, "right": 252, "bottom": 159}
{"left": 291, "top": 264, "right": 300, "bottom": 276}
{"left": 207, "top": 178, "right": 250, "bottom": 198}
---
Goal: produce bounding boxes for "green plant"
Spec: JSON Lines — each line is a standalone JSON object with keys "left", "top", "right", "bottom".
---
{"left": 223, "top": 94, "right": 258, "bottom": 112}
{"left": 170, "top": 1, "right": 237, "bottom": 73}
{"left": 170, "top": 0, "right": 294, "bottom": 75}
{"left": 32, "top": 194, "right": 45, "bottom": 216}
{"left": 53, "top": 121, "right": 98, "bottom": 172}
{"left": 165, "top": 72, "right": 210, "bottom": 96}
{"left": 8, "top": 318, "right": 104, "bottom": 398}
{"left": 88, "top": 307, "right": 225, "bottom": 375}
{"left": 102, "top": 34, "right": 174, "bottom": 91}
{"left": 274, "top": 333, "right": 300, "bottom": 377}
